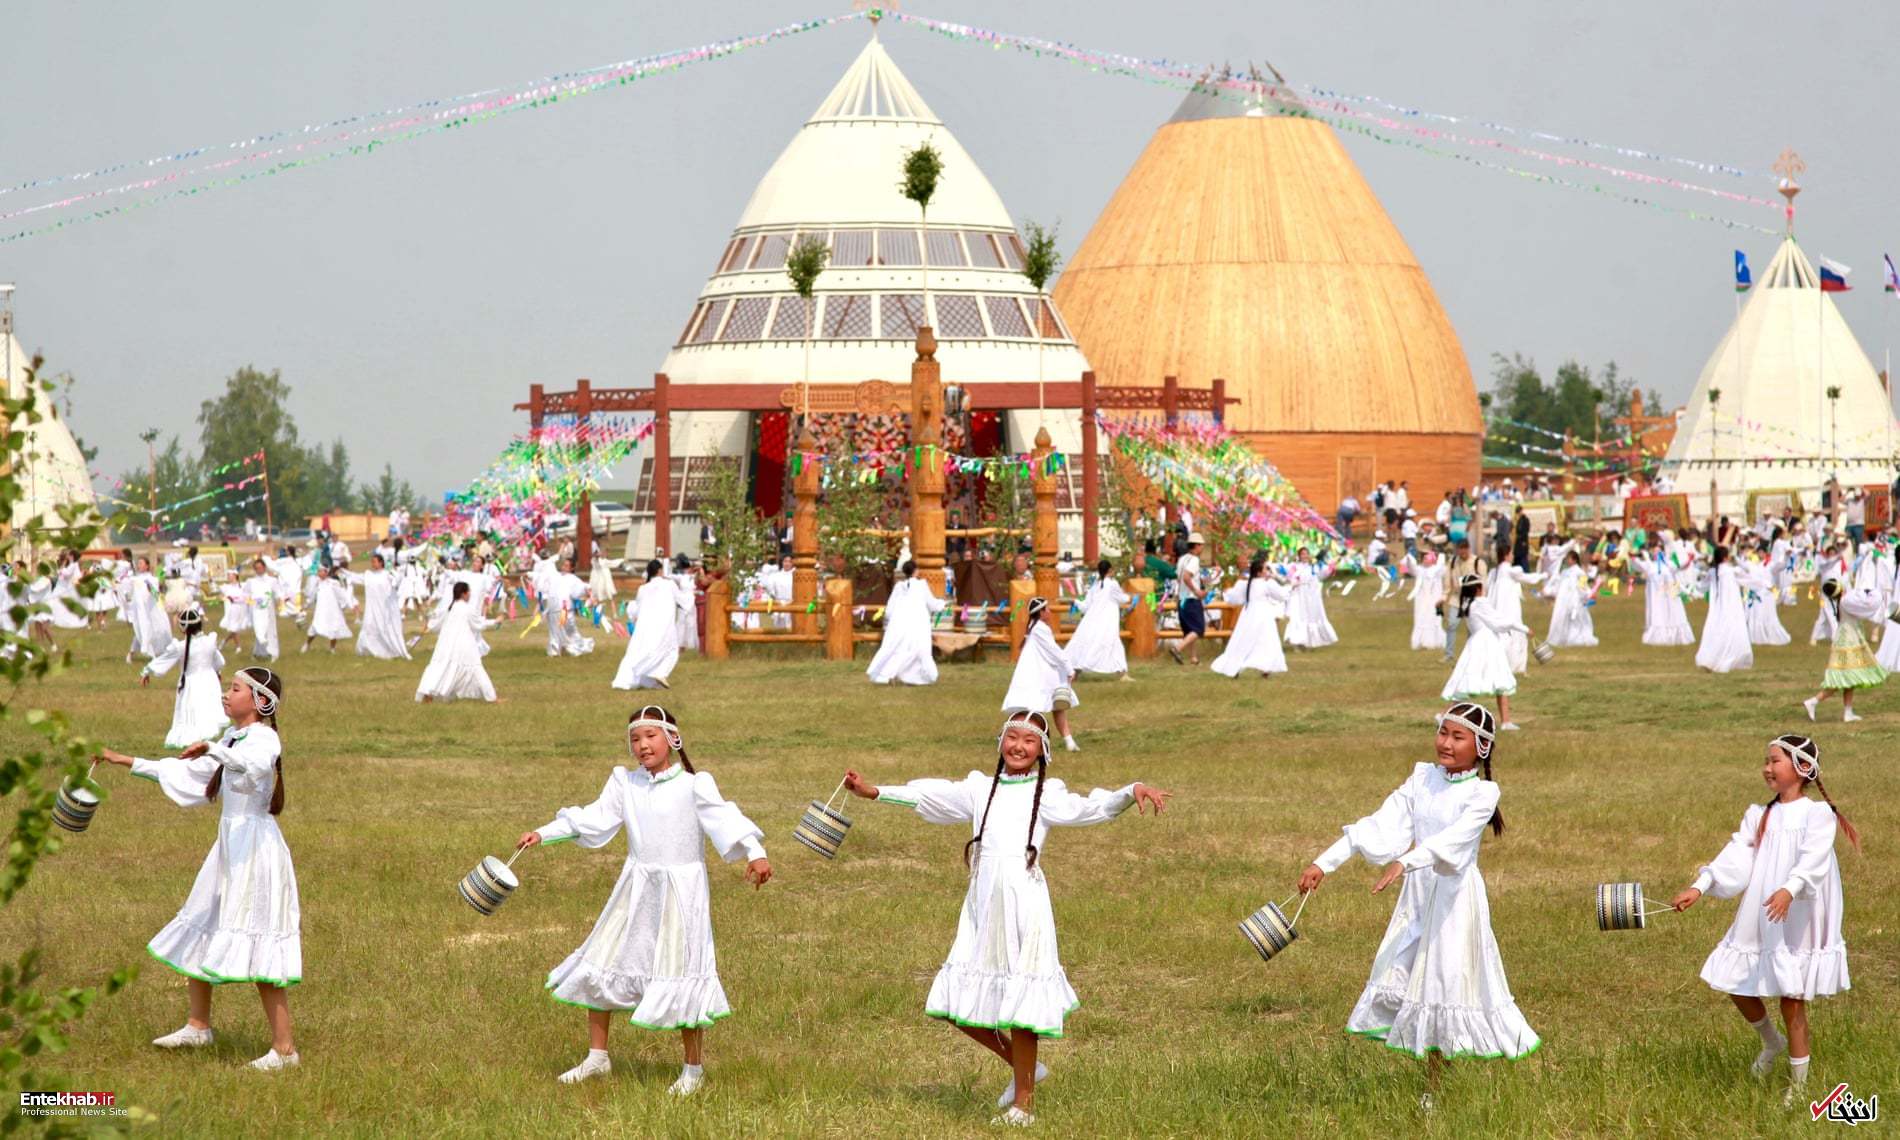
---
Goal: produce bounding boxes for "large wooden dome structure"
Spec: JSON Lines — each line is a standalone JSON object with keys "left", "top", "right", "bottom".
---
{"left": 1053, "top": 76, "right": 1482, "bottom": 512}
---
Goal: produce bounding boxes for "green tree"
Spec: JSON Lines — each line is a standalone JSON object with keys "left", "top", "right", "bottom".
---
{"left": 816, "top": 446, "right": 893, "bottom": 574}
{"left": 980, "top": 460, "right": 1031, "bottom": 559}
{"left": 357, "top": 463, "right": 421, "bottom": 515}
{"left": 195, "top": 365, "right": 358, "bottom": 523}
{"left": 696, "top": 451, "right": 773, "bottom": 573}
{"left": 1485, "top": 355, "right": 1662, "bottom": 459}
{"left": 304, "top": 440, "right": 357, "bottom": 516}
{"left": 114, "top": 435, "right": 204, "bottom": 539}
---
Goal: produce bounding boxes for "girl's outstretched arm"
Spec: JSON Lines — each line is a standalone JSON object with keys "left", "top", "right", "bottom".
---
{"left": 534, "top": 771, "right": 627, "bottom": 850}
{"left": 844, "top": 769, "right": 976, "bottom": 825}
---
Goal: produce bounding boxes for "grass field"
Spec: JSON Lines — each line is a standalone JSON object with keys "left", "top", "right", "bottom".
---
{"left": 3, "top": 591, "right": 1895, "bottom": 1138}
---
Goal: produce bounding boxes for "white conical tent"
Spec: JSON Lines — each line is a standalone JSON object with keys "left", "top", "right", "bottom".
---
{"left": 3, "top": 331, "right": 101, "bottom": 547}
{"left": 1661, "top": 239, "right": 1899, "bottom": 517}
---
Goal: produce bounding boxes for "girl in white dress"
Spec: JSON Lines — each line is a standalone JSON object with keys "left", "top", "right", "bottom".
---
{"left": 1442, "top": 576, "right": 1525, "bottom": 731}
{"left": 867, "top": 560, "right": 947, "bottom": 686}
{"left": 1210, "top": 556, "right": 1290, "bottom": 678}
{"left": 299, "top": 566, "right": 354, "bottom": 654}
{"left": 82, "top": 556, "right": 122, "bottom": 630}
{"left": 1637, "top": 547, "right": 1696, "bottom": 646}
{"left": 415, "top": 582, "right": 497, "bottom": 703}
{"left": 669, "top": 558, "right": 701, "bottom": 653}
{"left": 1697, "top": 547, "right": 1754, "bottom": 674}
{"left": 1062, "top": 560, "right": 1131, "bottom": 679}
{"left": 1002, "top": 598, "right": 1080, "bottom": 752}
{"left": 215, "top": 570, "right": 251, "bottom": 651}
{"left": 544, "top": 558, "right": 596, "bottom": 659}
{"left": 96, "top": 667, "right": 301, "bottom": 1070}
{"left": 518, "top": 706, "right": 770, "bottom": 1094}
{"left": 347, "top": 554, "right": 410, "bottom": 660}
{"left": 1282, "top": 548, "right": 1339, "bottom": 649}
{"left": 1670, "top": 734, "right": 1855, "bottom": 1105}
{"left": 612, "top": 561, "right": 690, "bottom": 691}
{"left": 46, "top": 552, "right": 91, "bottom": 631}
{"left": 140, "top": 607, "right": 229, "bottom": 748}
{"left": 126, "top": 556, "right": 174, "bottom": 663}
{"left": 1406, "top": 552, "right": 1447, "bottom": 652}
{"left": 1488, "top": 555, "right": 1544, "bottom": 672}
{"left": 245, "top": 559, "right": 280, "bottom": 661}
{"left": 1742, "top": 554, "right": 1790, "bottom": 647}
{"left": 842, "top": 711, "right": 1171, "bottom": 1127}
{"left": 1545, "top": 552, "right": 1598, "bottom": 648}
{"left": 1298, "top": 702, "right": 1540, "bottom": 1106}
{"left": 1799, "top": 581, "right": 1887, "bottom": 724}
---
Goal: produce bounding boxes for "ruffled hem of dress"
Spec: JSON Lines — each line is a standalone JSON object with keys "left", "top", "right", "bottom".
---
{"left": 1347, "top": 987, "right": 1541, "bottom": 1061}
{"left": 925, "top": 965, "right": 1080, "bottom": 1038}
{"left": 147, "top": 926, "right": 301, "bottom": 988}
{"left": 1699, "top": 940, "right": 1850, "bottom": 999}
{"left": 1821, "top": 665, "right": 1887, "bottom": 690}
{"left": 545, "top": 962, "right": 730, "bottom": 1029}
{"left": 1642, "top": 628, "right": 1696, "bottom": 646}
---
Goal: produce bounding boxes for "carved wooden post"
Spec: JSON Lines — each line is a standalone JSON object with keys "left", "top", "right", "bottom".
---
{"left": 792, "top": 427, "right": 820, "bottom": 637}
{"left": 1008, "top": 577, "right": 1036, "bottom": 661}
{"left": 653, "top": 372, "right": 672, "bottom": 560}
{"left": 575, "top": 379, "right": 594, "bottom": 572}
{"left": 705, "top": 574, "right": 730, "bottom": 660}
{"left": 1162, "top": 374, "right": 1180, "bottom": 528}
{"left": 909, "top": 327, "right": 946, "bottom": 597}
{"left": 1127, "top": 575, "right": 1157, "bottom": 658}
{"left": 1031, "top": 427, "right": 1059, "bottom": 604}
{"left": 824, "top": 577, "right": 854, "bottom": 660}
{"left": 1081, "top": 370, "right": 1099, "bottom": 565}
{"left": 1212, "top": 377, "right": 1227, "bottom": 426}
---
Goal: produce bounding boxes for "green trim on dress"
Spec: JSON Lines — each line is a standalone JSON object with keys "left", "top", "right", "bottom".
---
{"left": 545, "top": 992, "right": 609, "bottom": 1012}
{"left": 1346, "top": 1025, "right": 1543, "bottom": 1062}
{"left": 648, "top": 765, "right": 685, "bottom": 784}
{"left": 876, "top": 794, "right": 918, "bottom": 808}
{"left": 924, "top": 1000, "right": 1081, "bottom": 1040}
{"left": 998, "top": 774, "right": 1038, "bottom": 784}
{"left": 540, "top": 834, "right": 577, "bottom": 847}
{"left": 629, "top": 1009, "right": 732, "bottom": 1031}
{"left": 147, "top": 945, "right": 300, "bottom": 989}
{"left": 130, "top": 768, "right": 159, "bottom": 783}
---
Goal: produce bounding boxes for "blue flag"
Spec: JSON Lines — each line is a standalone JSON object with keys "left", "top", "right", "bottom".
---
{"left": 1734, "top": 250, "right": 1752, "bottom": 293}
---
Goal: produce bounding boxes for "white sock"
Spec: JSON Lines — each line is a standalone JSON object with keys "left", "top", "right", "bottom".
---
{"left": 588, "top": 1048, "right": 609, "bottom": 1064}
{"left": 681, "top": 1063, "right": 703, "bottom": 1079}
{"left": 1789, "top": 1055, "right": 1810, "bottom": 1089}
{"left": 1748, "top": 1017, "right": 1785, "bottom": 1076}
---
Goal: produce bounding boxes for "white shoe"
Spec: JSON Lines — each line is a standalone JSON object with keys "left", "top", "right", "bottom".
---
{"left": 152, "top": 1025, "right": 214, "bottom": 1049}
{"left": 249, "top": 1049, "right": 299, "bottom": 1071}
{"left": 1843, "top": 710, "right": 1863, "bottom": 723}
{"left": 1802, "top": 697, "right": 1818, "bottom": 722}
{"left": 1500, "top": 722, "right": 1520, "bottom": 732}
{"left": 667, "top": 1070, "right": 704, "bottom": 1097}
{"left": 997, "top": 1062, "right": 1050, "bottom": 1108}
{"left": 557, "top": 1053, "right": 611, "bottom": 1084}
{"left": 1064, "top": 738, "right": 1080, "bottom": 753}
{"left": 991, "top": 1106, "right": 1036, "bottom": 1127}
{"left": 1419, "top": 1092, "right": 1436, "bottom": 1113}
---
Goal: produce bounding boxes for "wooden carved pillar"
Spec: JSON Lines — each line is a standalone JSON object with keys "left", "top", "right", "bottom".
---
{"left": 1212, "top": 377, "right": 1227, "bottom": 426}
{"left": 1031, "top": 426, "right": 1059, "bottom": 605}
{"left": 792, "top": 426, "right": 820, "bottom": 637}
{"left": 1127, "top": 576, "right": 1156, "bottom": 658}
{"left": 909, "top": 327, "right": 947, "bottom": 597}
{"left": 575, "top": 379, "right": 594, "bottom": 572}
{"left": 1081, "top": 370, "right": 1099, "bottom": 565}
{"left": 824, "top": 577, "right": 854, "bottom": 660}
{"left": 653, "top": 372, "right": 672, "bottom": 561}
{"left": 1162, "top": 374, "right": 1180, "bottom": 528}
{"left": 705, "top": 575, "right": 730, "bottom": 660}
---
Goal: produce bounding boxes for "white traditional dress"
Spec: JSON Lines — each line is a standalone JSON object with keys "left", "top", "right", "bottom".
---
{"left": 245, "top": 575, "right": 280, "bottom": 660}
{"left": 1695, "top": 563, "right": 1753, "bottom": 673}
{"left": 306, "top": 576, "right": 354, "bottom": 643}
{"left": 1283, "top": 563, "right": 1338, "bottom": 648}
{"left": 545, "top": 571, "right": 596, "bottom": 658}
{"left": 141, "top": 632, "right": 228, "bottom": 748}
{"left": 867, "top": 577, "right": 947, "bottom": 685}
{"left": 83, "top": 561, "right": 123, "bottom": 619}
{"left": 414, "top": 600, "right": 497, "bottom": 702}
{"left": 1545, "top": 565, "right": 1598, "bottom": 648}
{"left": 1442, "top": 597, "right": 1522, "bottom": 701}
{"left": 1002, "top": 621, "right": 1076, "bottom": 714}
{"left": 1810, "top": 558, "right": 1846, "bottom": 645}
{"left": 47, "top": 562, "right": 91, "bottom": 629}
{"left": 216, "top": 581, "right": 252, "bottom": 636}
{"left": 1878, "top": 558, "right": 1900, "bottom": 673}
{"left": 1740, "top": 562, "right": 1790, "bottom": 646}
{"left": 1489, "top": 565, "right": 1543, "bottom": 671}
{"left": 126, "top": 571, "right": 175, "bottom": 660}
{"left": 612, "top": 577, "right": 690, "bottom": 690}
{"left": 1694, "top": 798, "right": 1848, "bottom": 1000}
{"left": 349, "top": 568, "right": 410, "bottom": 659}
{"left": 537, "top": 763, "right": 765, "bottom": 1028}
{"left": 669, "top": 572, "right": 701, "bottom": 652}
{"left": 1063, "top": 577, "right": 1130, "bottom": 676}
{"left": 1637, "top": 556, "right": 1695, "bottom": 646}
{"left": 1210, "top": 577, "right": 1290, "bottom": 677}
{"left": 874, "top": 771, "right": 1139, "bottom": 1037}
{"left": 1407, "top": 559, "right": 1447, "bottom": 652}
{"left": 131, "top": 723, "right": 301, "bottom": 987}
{"left": 1312, "top": 762, "right": 1540, "bottom": 1060}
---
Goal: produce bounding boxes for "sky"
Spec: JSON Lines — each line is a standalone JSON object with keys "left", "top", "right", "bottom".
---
{"left": 4, "top": 1, "right": 1897, "bottom": 498}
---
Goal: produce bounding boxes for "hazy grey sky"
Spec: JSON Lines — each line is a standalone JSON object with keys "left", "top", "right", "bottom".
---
{"left": 5, "top": 1, "right": 1896, "bottom": 497}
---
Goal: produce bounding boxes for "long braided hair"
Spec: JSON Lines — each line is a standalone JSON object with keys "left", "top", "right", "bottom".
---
{"left": 628, "top": 705, "right": 695, "bottom": 773}
{"left": 1756, "top": 735, "right": 1861, "bottom": 853}
{"left": 1441, "top": 700, "right": 1504, "bottom": 836}
{"left": 204, "top": 667, "right": 286, "bottom": 815}
{"left": 963, "top": 713, "right": 1051, "bottom": 872}
{"left": 175, "top": 607, "right": 206, "bottom": 693}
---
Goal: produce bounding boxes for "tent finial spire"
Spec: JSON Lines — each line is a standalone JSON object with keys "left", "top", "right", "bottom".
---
{"left": 1774, "top": 147, "right": 1805, "bottom": 237}
{"left": 854, "top": 0, "right": 897, "bottom": 36}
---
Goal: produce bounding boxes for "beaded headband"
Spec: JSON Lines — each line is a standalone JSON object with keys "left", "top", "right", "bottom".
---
{"left": 1771, "top": 734, "right": 1819, "bottom": 781}
{"left": 997, "top": 710, "right": 1051, "bottom": 759}
{"left": 627, "top": 705, "right": 683, "bottom": 754}
{"left": 178, "top": 604, "right": 206, "bottom": 626}
{"left": 1027, "top": 597, "right": 1050, "bottom": 621}
{"left": 1436, "top": 702, "right": 1495, "bottom": 761}
{"left": 237, "top": 669, "right": 280, "bottom": 717}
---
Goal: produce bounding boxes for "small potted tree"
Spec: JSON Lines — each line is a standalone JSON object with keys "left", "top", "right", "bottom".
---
{"left": 1019, "top": 220, "right": 1061, "bottom": 425}
{"left": 899, "top": 141, "right": 944, "bottom": 326}
{"left": 785, "top": 234, "right": 831, "bottom": 430}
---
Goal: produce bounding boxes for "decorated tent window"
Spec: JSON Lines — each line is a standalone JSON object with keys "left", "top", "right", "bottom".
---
{"left": 750, "top": 232, "right": 793, "bottom": 271}
{"left": 690, "top": 298, "right": 730, "bottom": 345}
{"left": 831, "top": 229, "right": 874, "bottom": 268}
{"left": 881, "top": 293, "right": 927, "bottom": 339}
{"left": 984, "top": 295, "right": 1032, "bottom": 338}
{"left": 935, "top": 294, "right": 986, "bottom": 338}
{"left": 926, "top": 231, "right": 967, "bottom": 268}
{"left": 998, "top": 234, "right": 1026, "bottom": 270}
{"left": 769, "top": 293, "right": 811, "bottom": 339}
{"left": 726, "top": 235, "right": 759, "bottom": 274}
{"left": 821, "top": 294, "right": 874, "bottom": 339}
{"left": 677, "top": 302, "right": 708, "bottom": 346}
{"left": 719, "top": 296, "right": 773, "bottom": 342}
{"left": 876, "top": 229, "right": 921, "bottom": 267}
{"left": 714, "top": 237, "right": 742, "bottom": 274}
{"left": 963, "top": 231, "right": 1004, "bottom": 269}
{"left": 1028, "top": 298, "right": 1066, "bottom": 340}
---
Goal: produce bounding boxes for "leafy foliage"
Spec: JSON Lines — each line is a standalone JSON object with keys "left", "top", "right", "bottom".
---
{"left": 696, "top": 451, "right": 774, "bottom": 574}
{"left": 979, "top": 462, "right": 1031, "bottom": 559}
{"left": 816, "top": 447, "right": 894, "bottom": 574}
{"left": 1020, "top": 220, "right": 1061, "bottom": 296}
{"left": 784, "top": 235, "right": 831, "bottom": 301}
{"left": 1485, "top": 354, "right": 1662, "bottom": 457}
{"left": 897, "top": 142, "right": 943, "bottom": 215}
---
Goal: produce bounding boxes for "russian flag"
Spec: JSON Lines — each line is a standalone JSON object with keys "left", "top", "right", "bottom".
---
{"left": 1734, "top": 250, "right": 1752, "bottom": 292}
{"left": 1818, "top": 257, "right": 1852, "bottom": 292}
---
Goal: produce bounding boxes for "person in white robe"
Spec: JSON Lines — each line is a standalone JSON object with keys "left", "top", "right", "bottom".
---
{"left": 1535, "top": 537, "right": 1569, "bottom": 601}
{"left": 125, "top": 557, "right": 176, "bottom": 663}
{"left": 1210, "top": 557, "right": 1290, "bottom": 678}
{"left": 1487, "top": 555, "right": 1544, "bottom": 672}
{"left": 1282, "top": 549, "right": 1338, "bottom": 649}
{"left": 1635, "top": 546, "right": 1696, "bottom": 646}
{"left": 545, "top": 558, "right": 596, "bottom": 658}
{"left": 1876, "top": 544, "right": 1900, "bottom": 674}
{"left": 1769, "top": 527, "right": 1797, "bottom": 606}
{"left": 1002, "top": 598, "right": 1081, "bottom": 751}
{"left": 1442, "top": 575, "right": 1525, "bottom": 730}
{"left": 518, "top": 706, "right": 771, "bottom": 1094}
{"left": 244, "top": 559, "right": 280, "bottom": 661}
{"left": 347, "top": 555, "right": 410, "bottom": 660}
{"left": 1740, "top": 556, "right": 1790, "bottom": 646}
{"left": 1669, "top": 734, "right": 1851, "bottom": 1106}
{"left": 841, "top": 711, "right": 1171, "bottom": 1125}
{"left": 415, "top": 583, "right": 497, "bottom": 703}
{"left": 766, "top": 556, "right": 794, "bottom": 632}
{"left": 1406, "top": 552, "right": 1447, "bottom": 652}
{"left": 669, "top": 562, "right": 701, "bottom": 653}
{"left": 140, "top": 608, "right": 229, "bottom": 748}
{"left": 587, "top": 543, "right": 617, "bottom": 609}
{"left": 214, "top": 571, "right": 252, "bottom": 651}
{"left": 95, "top": 666, "right": 301, "bottom": 1071}
{"left": 1696, "top": 548, "right": 1754, "bottom": 674}
{"left": 867, "top": 560, "right": 947, "bottom": 685}
{"left": 46, "top": 552, "right": 91, "bottom": 631}
{"left": 270, "top": 552, "right": 305, "bottom": 619}
{"left": 299, "top": 567, "right": 354, "bottom": 654}
{"left": 1544, "top": 553, "right": 1598, "bottom": 648}
{"left": 1062, "top": 560, "right": 1131, "bottom": 679}
{"left": 613, "top": 561, "right": 691, "bottom": 691}
{"left": 1298, "top": 702, "right": 1541, "bottom": 1097}
{"left": 1810, "top": 545, "right": 1846, "bottom": 645}
{"left": 82, "top": 557, "right": 123, "bottom": 630}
